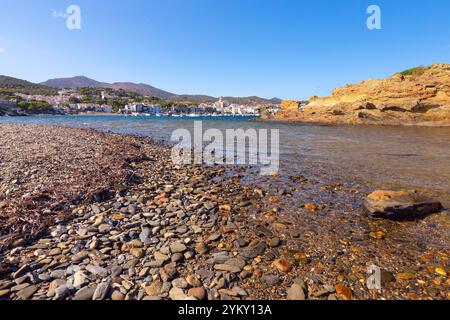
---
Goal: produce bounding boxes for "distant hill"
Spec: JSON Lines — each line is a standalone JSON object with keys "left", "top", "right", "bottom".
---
{"left": 172, "top": 94, "right": 217, "bottom": 103}
{"left": 108, "top": 82, "right": 174, "bottom": 99}
{"left": 40, "top": 76, "right": 107, "bottom": 89}
{"left": 0, "top": 75, "right": 58, "bottom": 96}
{"left": 3, "top": 75, "right": 281, "bottom": 104}
{"left": 172, "top": 95, "right": 281, "bottom": 105}
{"left": 0, "top": 75, "right": 48, "bottom": 89}
{"left": 222, "top": 96, "right": 282, "bottom": 105}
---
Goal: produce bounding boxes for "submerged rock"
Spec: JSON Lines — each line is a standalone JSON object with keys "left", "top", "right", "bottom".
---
{"left": 364, "top": 190, "right": 442, "bottom": 219}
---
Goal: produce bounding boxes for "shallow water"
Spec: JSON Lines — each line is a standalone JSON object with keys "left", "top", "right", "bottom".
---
{"left": 1, "top": 115, "right": 449, "bottom": 204}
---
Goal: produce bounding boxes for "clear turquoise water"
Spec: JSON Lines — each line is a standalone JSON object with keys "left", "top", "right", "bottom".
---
{"left": 1, "top": 115, "right": 449, "bottom": 202}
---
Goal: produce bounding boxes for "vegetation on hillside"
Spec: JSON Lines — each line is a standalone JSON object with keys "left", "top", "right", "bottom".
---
{"left": 18, "top": 100, "right": 53, "bottom": 112}
{"left": 398, "top": 66, "right": 431, "bottom": 77}
{"left": 0, "top": 76, "right": 58, "bottom": 96}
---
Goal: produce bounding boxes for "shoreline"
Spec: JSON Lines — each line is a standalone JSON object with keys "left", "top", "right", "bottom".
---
{"left": 0, "top": 124, "right": 448, "bottom": 300}
{"left": 257, "top": 116, "right": 450, "bottom": 128}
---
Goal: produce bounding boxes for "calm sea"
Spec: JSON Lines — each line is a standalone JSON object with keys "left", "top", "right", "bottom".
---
{"left": 1, "top": 115, "right": 449, "bottom": 202}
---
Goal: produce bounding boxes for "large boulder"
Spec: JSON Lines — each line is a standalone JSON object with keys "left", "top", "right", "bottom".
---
{"left": 364, "top": 190, "right": 442, "bottom": 220}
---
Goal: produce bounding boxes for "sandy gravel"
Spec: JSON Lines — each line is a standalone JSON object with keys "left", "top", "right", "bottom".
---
{"left": 0, "top": 124, "right": 149, "bottom": 250}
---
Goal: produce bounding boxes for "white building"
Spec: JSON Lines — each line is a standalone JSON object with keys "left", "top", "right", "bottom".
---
{"left": 96, "top": 105, "right": 113, "bottom": 113}
{"left": 145, "top": 105, "right": 162, "bottom": 114}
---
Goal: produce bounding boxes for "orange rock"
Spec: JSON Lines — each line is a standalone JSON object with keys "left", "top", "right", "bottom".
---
{"left": 188, "top": 287, "right": 206, "bottom": 300}
{"left": 367, "top": 190, "right": 410, "bottom": 201}
{"left": 111, "top": 213, "right": 126, "bottom": 221}
{"left": 130, "top": 248, "right": 144, "bottom": 258}
{"left": 396, "top": 273, "right": 416, "bottom": 281}
{"left": 269, "top": 197, "right": 280, "bottom": 204}
{"left": 270, "top": 173, "right": 281, "bottom": 177}
{"left": 159, "top": 197, "right": 169, "bottom": 204}
{"left": 219, "top": 204, "right": 231, "bottom": 212}
{"left": 272, "top": 259, "right": 293, "bottom": 273}
{"left": 305, "top": 203, "right": 317, "bottom": 212}
{"left": 335, "top": 284, "right": 353, "bottom": 300}
{"left": 420, "top": 253, "right": 434, "bottom": 262}
{"left": 370, "top": 231, "right": 386, "bottom": 239}
{"left": 435, "top": 267, "right": 447, "bottom": 276}
{"left": 275, "top": 64, "right": 450, "bottom": 127}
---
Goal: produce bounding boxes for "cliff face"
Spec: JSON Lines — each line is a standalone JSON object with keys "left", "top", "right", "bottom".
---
{"left": 276, "top": 63, "right": 450, "bottom": 126}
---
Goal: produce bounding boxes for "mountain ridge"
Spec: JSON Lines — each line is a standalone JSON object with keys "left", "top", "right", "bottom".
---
{"left": 39, "top": 76, "right": 280, "bottom": 104}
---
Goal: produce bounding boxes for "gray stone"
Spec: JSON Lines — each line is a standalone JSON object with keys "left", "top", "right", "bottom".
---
{"left": 16, "top": 285, "right": 38, "bottom": 300}
{"left": 50, "top": 270, "right": 66, "bottom": 279}
{"left": 73, "top": 287, "right": 95, "bottom": 300}
{"left": 54, "top": 285, "right": 69, "bottom": 300}
{"left": 93, "top": 282, "right": 110, "bottom": 300}
{"left": 172, "top": 278, "right": 189, "bottom": 289}
{"left": 287, "top": 283, "right": 306, "bottom": 300}
{"left": 170, "top": 243, "right": 187, "bottom": 253}
{"left": 261, "top": 274, "right": 281, "bottom": 286}
{"left": 73, "top": 271, "right": 88, "bottom": 289}
{"left": 98, "top": 224, "right": 112, "bottom": 233}
{"left": 214, "top": 264, "right": 241, "bottom": 273}
{"left": 86, "top": 265, "right": 108, "bottom": 277}
{"left": 72, "top": 251, "right": 89, "bottom": 263}
{"left": 224, "top": 258, "right": 246, "bottom": 268}
{"left": 139, "top": 228, "right": 152, "bottom": 244}
{"left": 171, "top": 253, "right": 184, "bottom": 263}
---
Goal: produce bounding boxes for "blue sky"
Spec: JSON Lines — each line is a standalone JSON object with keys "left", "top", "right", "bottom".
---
{"left": 0, "top": 0, "right": 449, "bottom": 99}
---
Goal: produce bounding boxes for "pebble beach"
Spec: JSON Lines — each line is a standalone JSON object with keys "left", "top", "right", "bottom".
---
{"left": 0, "top": 124, "right": 448, "bottom": 301}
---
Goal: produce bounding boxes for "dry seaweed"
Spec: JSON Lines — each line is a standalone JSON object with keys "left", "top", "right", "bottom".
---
{"left": 0, "top": 124, "right": 150, "bottom": 251}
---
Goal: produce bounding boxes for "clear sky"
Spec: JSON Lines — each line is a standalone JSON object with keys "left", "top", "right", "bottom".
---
{"left": 0, "top": 0, "right": 449, "bottom": 99}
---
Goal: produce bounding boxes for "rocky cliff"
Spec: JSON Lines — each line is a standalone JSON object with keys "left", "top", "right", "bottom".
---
{"left": 275, "top": 63, "right": 450, "bottom": 126}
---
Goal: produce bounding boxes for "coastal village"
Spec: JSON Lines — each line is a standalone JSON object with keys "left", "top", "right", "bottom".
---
{"left": 0, "top": 86, "right": 281, "bottom": 117}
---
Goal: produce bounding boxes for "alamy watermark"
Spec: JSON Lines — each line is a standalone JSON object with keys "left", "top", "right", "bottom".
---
{"left": 52, "top": 5, "right": 81, "bottom": 30}
{"left": 367, "top": 264, "right": 382, "bottom": 290}
{"left": 367, "top": 5, "right": 382, "bottom": 30}
{"left": 170, "top": 121, "right": 279, "bottom": 175}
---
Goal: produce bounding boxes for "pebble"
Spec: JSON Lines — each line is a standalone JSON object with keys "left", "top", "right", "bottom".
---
{"left": 172, "top": 277, "right": 189, "bottom": 289}
{"left": 195, "top": 242, "right": 209, "bottom": 255}
{"left": 268, "top": 237, "right": 281, "bottom": 247}
{"left": 111, "top": 290, "right": 125, "bottom": 301}
{"left": 93, "top": 282, "right": 110, "bottom": 300}
{"left": 73, "top": 271, "right": 88, "bottom": 289}
{"left": 335, "top": 284, "right": 353, "bottom": 300}
{"left": 261, "top": 275, "right": 281, "bottom": 286}
{"left": 72, "top": 251, "right": 89, "bottom": 263}
{"left": 287, "top": 283, "right": 306, "bottom": 300}
{"left": 188, "top": 287, "right": 206, "bottom": 300}
{"left": 16, "top": 285, "right": 38, "bottom": 300}
{"left": 144, "top": 281, "right": 162, "bottom": 296}
{"left": 272, "top": 259, "right": 293, "bottom": 273}
{"left": 169, "top": 287, "right": 190, "bottom": 300}
{"left": 86, "top": 265, "right": 108, "bottom": 277}
{"left": 54, "top": 285, "right": 69, "bottom": 300}
{"left": 170, "top": 243, "right": 187, "bottom": 254}
{"left": 73, "top": 287, "right": 95, "bottom": 300}
{"left": 214, "top": 264, "right": 242, "bottom": 273}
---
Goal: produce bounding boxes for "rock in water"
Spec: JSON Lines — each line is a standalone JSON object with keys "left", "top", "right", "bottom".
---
{"left": 364, "top": 190, "right": 442, "bottom": 219}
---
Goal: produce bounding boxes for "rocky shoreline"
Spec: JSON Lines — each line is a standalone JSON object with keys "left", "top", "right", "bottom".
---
{"left": 0, "top": 124, "right": 448, "bottom": 301}
{"left": 273, "top": 63, "right": 450, "bottom": 127}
